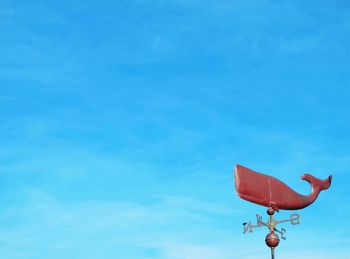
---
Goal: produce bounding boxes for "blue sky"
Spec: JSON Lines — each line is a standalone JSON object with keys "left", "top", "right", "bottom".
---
{"left": 0, "top": 0, "right": 349, "bottom": 258}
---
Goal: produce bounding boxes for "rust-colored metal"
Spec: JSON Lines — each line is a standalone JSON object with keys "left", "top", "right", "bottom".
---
{"left": 234, "top": 164, "right": 332, "bottom": 211}
{"left": 267, "top": 207, "right": 275, "bottom": 215}
{"left": 265, "top": 232, "right": 279, "bottom": 247}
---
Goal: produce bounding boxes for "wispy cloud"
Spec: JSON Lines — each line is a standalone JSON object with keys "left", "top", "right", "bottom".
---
{"left": 0, "top": 190, "right": 240, "bottom": 258}
{"left": 1, "top": 187, "right": 344, "bottom": 259}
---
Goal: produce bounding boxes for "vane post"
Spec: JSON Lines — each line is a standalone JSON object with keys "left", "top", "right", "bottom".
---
{"left": 265, "top": 207, "right": 279, "bottom": 259}
{"left": 271, "top": 247, "right": 275, "bottom": 259}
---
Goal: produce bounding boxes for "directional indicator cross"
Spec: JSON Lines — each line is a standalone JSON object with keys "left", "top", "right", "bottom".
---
{"left": 242, "top": 207, "right": 301, "bottom": 259}
{"left": 243, "top": 212, "right": 300, "bottom": 240}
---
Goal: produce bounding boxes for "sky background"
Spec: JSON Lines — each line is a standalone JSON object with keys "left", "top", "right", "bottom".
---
{"left": 0, "top": 0, "right": 349, "bottom": 258}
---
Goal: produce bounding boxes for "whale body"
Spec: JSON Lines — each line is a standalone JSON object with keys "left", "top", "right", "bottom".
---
{"left": 234, "top": 164, "right": 332, "bottom": 211}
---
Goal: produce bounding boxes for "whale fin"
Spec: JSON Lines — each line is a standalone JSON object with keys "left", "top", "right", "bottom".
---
{"left": 321, "top": 175, "right": 332, "bottom": 191}
{"left": 301, "top": 174, "right": 332, "bottom": 191}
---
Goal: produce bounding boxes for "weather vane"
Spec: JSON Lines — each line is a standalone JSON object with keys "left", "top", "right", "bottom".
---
{"left": 234, "top": 164, "right": 332, "bottom": 259}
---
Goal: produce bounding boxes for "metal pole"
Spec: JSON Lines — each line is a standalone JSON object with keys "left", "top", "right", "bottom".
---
{"left": 271, "top": 247, "right": 275, "bottom": 259}
{"left": 266, "top": 208, "right": 277, "bottom": 259}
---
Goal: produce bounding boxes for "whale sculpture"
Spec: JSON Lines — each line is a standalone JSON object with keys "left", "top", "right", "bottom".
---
{"left": 234, "top": 164, "right": 332, "bottom": 211}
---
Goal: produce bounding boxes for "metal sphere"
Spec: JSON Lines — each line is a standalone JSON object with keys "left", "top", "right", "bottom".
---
{"left": 267, "top": 207, "right": 275, "bottom": 215}
{"left": 265, "top": 232, "right": 279, "bottom": 248}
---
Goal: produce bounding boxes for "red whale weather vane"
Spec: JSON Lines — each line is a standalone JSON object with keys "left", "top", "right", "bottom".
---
{"left": 234, "top": 164, "right": 332, "bottom": 259}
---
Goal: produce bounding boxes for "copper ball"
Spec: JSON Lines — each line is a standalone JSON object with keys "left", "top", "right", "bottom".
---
{"left": 265, "top": 232, "right": 279, "bottom": 248}
{"left": 267, "top": 207, "right": 275, "bottom": 215}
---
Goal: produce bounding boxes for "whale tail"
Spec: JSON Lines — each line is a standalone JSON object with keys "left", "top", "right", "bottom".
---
{"left": 321, "top": 175, "right": 332, "bottom": 191}
{"left": 301, "top": 174, "right": 332, "bottom": 191}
